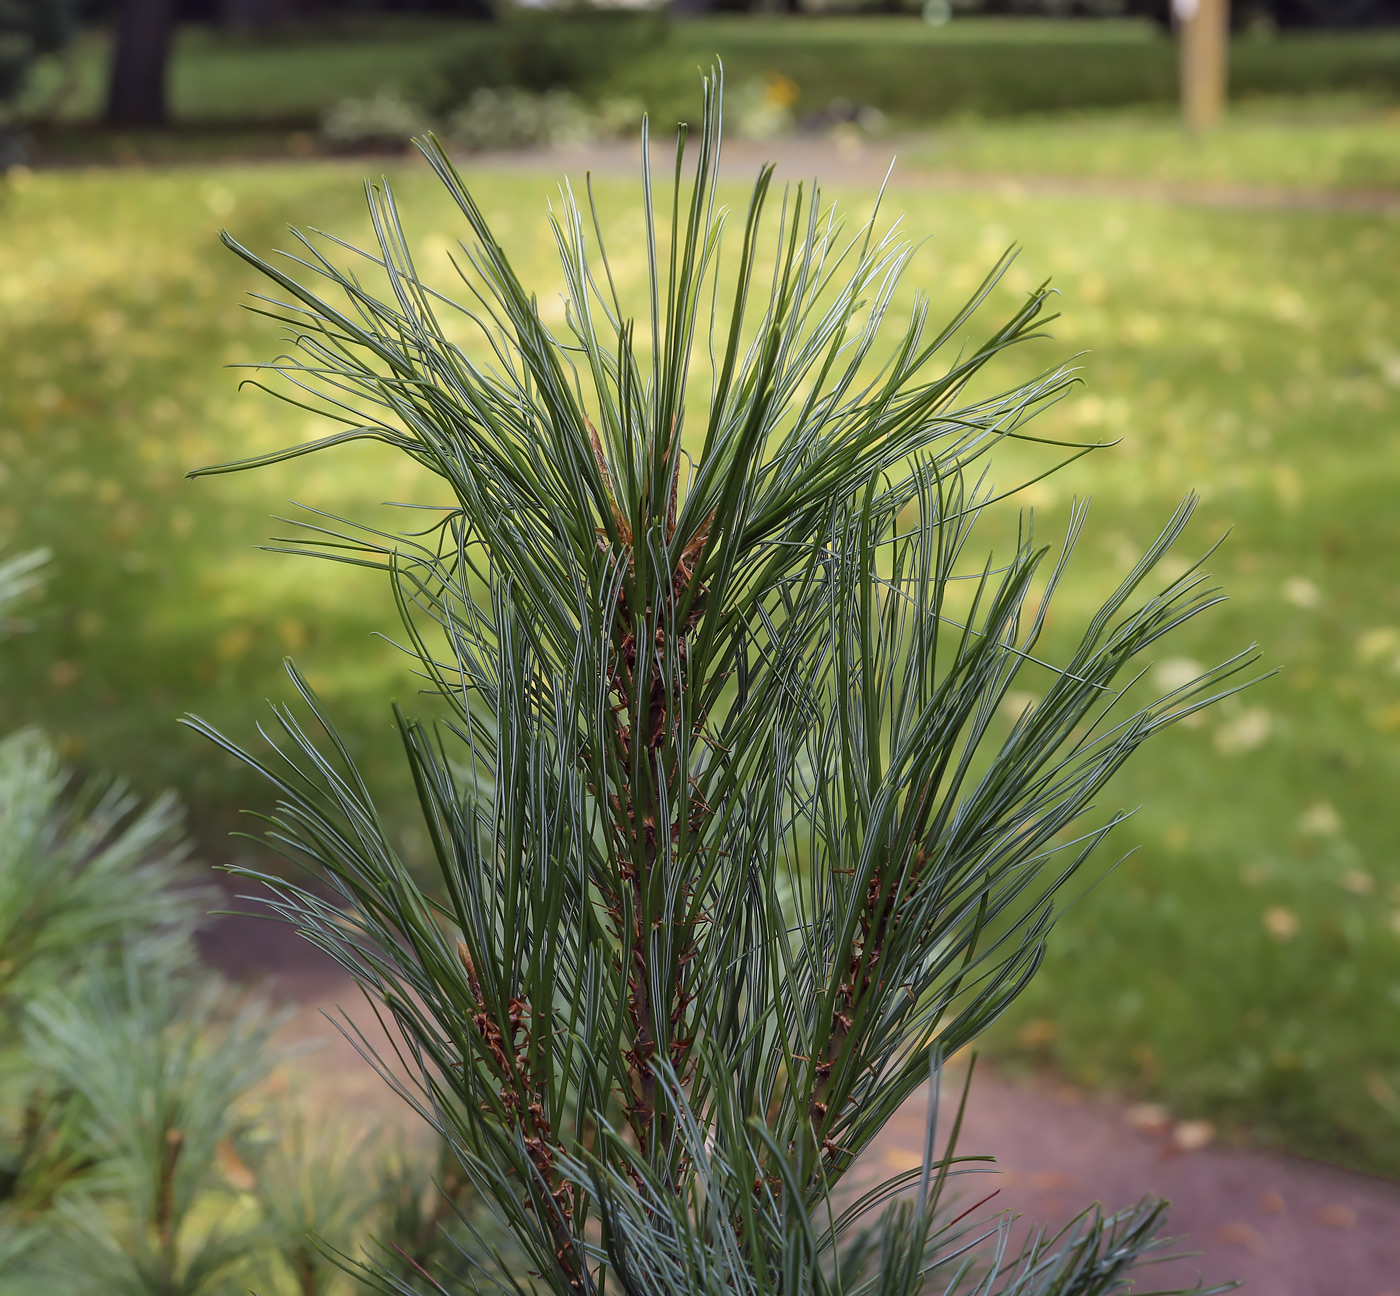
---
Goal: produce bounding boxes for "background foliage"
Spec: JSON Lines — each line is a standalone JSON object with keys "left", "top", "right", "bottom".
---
{"left": 13, "top": 14, "right": 1400, "bottom": 155}
{"left": 3, "top": 0, "right": 1400, "bottom": 1207}
{"left": 0, "top": 552, "right": 505, "bottom": 1292}
{"left": 3, "top": 134, "right": 1399, "bottom": 1174}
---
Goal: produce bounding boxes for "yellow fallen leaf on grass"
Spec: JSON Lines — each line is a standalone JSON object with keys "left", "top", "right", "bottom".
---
{"left": 1364, "top": 1069, "right": 1398, "bottom": 1112}
{"left": 1372, "top": 703, "right": 1400, "bottom": 733}
{"left": 1297, "top": 801, "right": 1342, "bottom": 837}
{"left": 1214, "top": 707, "right": 1272, "bottom": 755}
{"left": 1152, "top": 657, "right": 1204, "bottom": 695}
{"left": 1017, "top": 1019, "right": 1057, "bottom": 1049}
{"left": 1263, "top": 907, "right": 1300, "bottom": 941}
{"left": 1357, "top": 626, "right": 1400, "bottom": 662}
{"left": 1282, "top": 576, "right": 1321, "bottom": 609}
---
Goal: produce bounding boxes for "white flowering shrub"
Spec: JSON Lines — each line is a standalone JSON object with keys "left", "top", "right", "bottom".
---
{"left": 445, "top": 88, "right": 644, "bottom": 152}
{"left": 728, "top": 75, "right": 797, "bottom": 142}
{"left": 320, "top": 89, "right": 433, "bottom": 152}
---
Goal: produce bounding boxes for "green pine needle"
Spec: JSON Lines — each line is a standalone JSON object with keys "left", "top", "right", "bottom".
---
{"left": 188, "top": 70, "right": 1247, "bottom": 1296}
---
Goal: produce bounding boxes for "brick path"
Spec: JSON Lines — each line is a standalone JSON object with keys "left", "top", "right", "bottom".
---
{"left": 202, "top": 904, "right": 1400, "bottom": 1296}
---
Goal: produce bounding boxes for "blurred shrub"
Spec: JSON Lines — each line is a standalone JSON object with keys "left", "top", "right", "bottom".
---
{"left": 446, "top": 86, "right": 596, "bottom": 150}
{"left": 16, "top": 960, "right": 278, "bottom": 1296}
{"left": 320, "top": 87, "right": 433, "bottom": 151}
{"left": 434, "top": 5, "right": 670, "bottom": 107}
{"left": 0, "top": 549, "right": 484, "bottom": 1293}
{"left": 321, "top": 82, "right": 650, "bottom": 156}
{"left": 445, "top": 87, "right": 644, "bottom": 151}
{"left": 0, "top": 0, "right": 76, "bottom": 166}
{"left": 232, "top": 1103, "right": 384, "bottom": 1296}
{"left": 726, "top": 72, "right": 798, "bottom": 140}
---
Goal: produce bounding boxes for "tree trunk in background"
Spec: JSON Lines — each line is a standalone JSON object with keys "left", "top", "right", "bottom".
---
{"left": 220, "top": 0, "right": 270, "bottom": 32}
{"left": 1177, "top": 0, "right": 1229, "bottom": 131}
{"left": 105, "top": 0, "right": 176, "bottom": 127}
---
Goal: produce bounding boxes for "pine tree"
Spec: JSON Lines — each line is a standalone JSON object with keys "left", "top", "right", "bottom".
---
{"left": 192, "top": 75, "right": 1246, "bottom": 1296}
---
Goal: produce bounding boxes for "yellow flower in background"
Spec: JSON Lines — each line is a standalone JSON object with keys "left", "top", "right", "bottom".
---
{"left": 763, "top": 72, "right": 799, "bottom": 110}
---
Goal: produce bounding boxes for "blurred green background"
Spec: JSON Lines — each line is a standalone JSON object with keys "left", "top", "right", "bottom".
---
{"left": 3, "top": 3, "right": 1400, "bottom": 1181}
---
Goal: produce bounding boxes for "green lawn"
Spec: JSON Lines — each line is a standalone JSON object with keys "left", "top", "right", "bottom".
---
{"left": 21, "top": 18, "right": 478, "bottom": 126}
{"left": 3, "top": 141, "right": 1399, "bottom": 1177}
{"left": 22, "top": 14, "right": 1400, "bottom": 136}
{"left": 657, "top": 17, "right": 1400, "bottom": 122}
{"left": 910, "top": 100, "right": 1400, "bottom": 191}
{"left": 0, "top": 160, "right": 509, "bottom": 853}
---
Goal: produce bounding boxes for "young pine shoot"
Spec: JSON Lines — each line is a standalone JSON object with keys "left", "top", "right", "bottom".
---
{"left": 191, "top": 75, "right": 1247, "bottom": 1296}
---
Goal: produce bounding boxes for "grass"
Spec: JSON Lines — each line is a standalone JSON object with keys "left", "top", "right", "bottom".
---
{"left": 20, "top": 17, "right": 478, "bottom": 126}
{"left": 653, "top": 19, "right": 1400, "bottom": 125}
{"left": 3, "top": 135, "right": 1400, "bottom": 1179}
{"left": 909, "top": 100, "right": 1400, "bottom": 191}
{"left": 20, "top": 13, "right": 1400, "bottom": 142}
{"left": 967, "top": 198, "right": 1400, "bottom": 1176}
{"left": 0, "top": 162, "right": 459, "bottom": 850}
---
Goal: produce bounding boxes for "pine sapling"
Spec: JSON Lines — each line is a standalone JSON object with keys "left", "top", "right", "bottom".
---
{"left": 191, "top": 75, "right": 1248, "bottom": 1296}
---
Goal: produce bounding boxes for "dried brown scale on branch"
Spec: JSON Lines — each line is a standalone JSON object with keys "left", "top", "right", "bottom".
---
{"left": 455, "top": 942, "right": 584, "bottom": 1289}
{"left": 810, "top": 846, "right": 936, "bottom": 1156}
{"left": 590, "top": 467, "right": 718, "bottom": 1165}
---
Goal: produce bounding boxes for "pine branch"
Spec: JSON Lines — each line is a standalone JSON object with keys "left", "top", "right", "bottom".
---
{"left": 188, "top": 69, "right": 1251, "bottom": 1296}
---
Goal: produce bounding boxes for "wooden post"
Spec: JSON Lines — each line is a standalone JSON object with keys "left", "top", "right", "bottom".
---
{"left": 1178, "top": 0, "right": 1229, "bottom": 133}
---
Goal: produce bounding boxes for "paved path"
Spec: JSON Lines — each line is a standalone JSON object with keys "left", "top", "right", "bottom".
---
{"left": 200, "top": 905, "right": 1400, "bottom": 1296}
{"left": 458, "top": 135, "right": 1400, "bottom": 215}
{"left": 876, "top": 1070, "right": 1400, "bottom": 1296}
